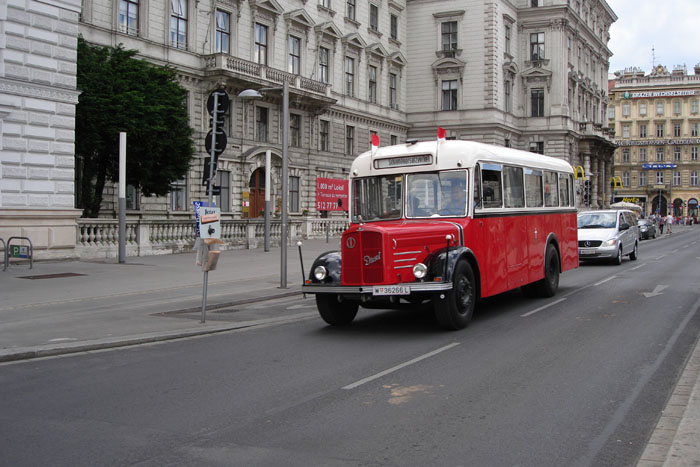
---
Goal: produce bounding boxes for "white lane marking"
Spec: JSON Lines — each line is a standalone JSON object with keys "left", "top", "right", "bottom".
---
{"left": 342, "top": 342, "right": 460, "bottom": 390}
{"left": 655, "top": 255, "right": 666, "bottom": 260}
{"left": 628, "top": 263, "right": 646, "bottom": 271}
{"left": 521, "top": 298, "right": 567, "bottom": 318}
{"left": 594, "top": 276, "right": 618, "bottom": 286}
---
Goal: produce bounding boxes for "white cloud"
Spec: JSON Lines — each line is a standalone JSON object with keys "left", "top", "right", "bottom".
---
{"left": 607, "top": 0, "right": 700, "bottom": 74}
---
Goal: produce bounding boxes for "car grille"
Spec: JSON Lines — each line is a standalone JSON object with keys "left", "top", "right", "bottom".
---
{"left": 578, "top": 240, "right": 602, "bottom": 247}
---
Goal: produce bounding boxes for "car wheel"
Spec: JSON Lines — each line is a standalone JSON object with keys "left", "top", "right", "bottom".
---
{"left": 316, "top": 294, "right": 358, "bottom": 326}
{"left": 434, "top": 260, "right": 476, "bottom": 330}
{"left": 613, "top": 246, "right": 623, "bottom": 265}
{"left": 534, "top": 244, "right": 560, "bottom": 298}
{"left": 630, "top": 242, "right": 638, "bottom": 261}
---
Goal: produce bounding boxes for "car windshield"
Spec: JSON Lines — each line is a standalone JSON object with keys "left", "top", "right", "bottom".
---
{"left": 351, "top": 175, "right": 403, "bottom": 222}
{"left": 637, "top": 220, "right": 647, "bottom": 226}
{"left": 578, "top": 212, "right": 617, "bottom": 229}
{"left": 406, "top": 170, "right": 468, "bottom": 218}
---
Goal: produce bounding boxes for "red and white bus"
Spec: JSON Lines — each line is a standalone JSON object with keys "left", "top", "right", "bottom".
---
{"left": 302, "top": 139, "right": 578, "bottom": 329}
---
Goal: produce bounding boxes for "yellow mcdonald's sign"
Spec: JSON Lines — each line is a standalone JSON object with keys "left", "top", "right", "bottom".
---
{"left": 572, "top": 165, "right": 586, "bottom": 180}
{"left": 610, "top": 176, "right": 623, "bottom": 188}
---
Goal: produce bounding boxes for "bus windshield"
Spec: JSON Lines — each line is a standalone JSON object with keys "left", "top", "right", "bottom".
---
{"left": 407, "top": 170, "right": 468, "bottom": 218}
{"left": 352, "top": 175, "right": 403, "bottom": 222}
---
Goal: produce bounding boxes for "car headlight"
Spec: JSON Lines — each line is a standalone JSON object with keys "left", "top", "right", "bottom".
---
{"left": 313, "top": 265, "right": 328, "bottom": 281}
{"left": 413, "top": 263, "right": 427, "bottom": 279}
{"left": 603, "top": 238, "right": 619, "bottom": 247}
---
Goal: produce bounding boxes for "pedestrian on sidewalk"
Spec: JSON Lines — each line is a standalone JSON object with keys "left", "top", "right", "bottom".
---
{"left": 665, "top": 213, "right": 674, "bottom": 234}
{"left": 659, "top": 214, "right": 665, "bottom": 234}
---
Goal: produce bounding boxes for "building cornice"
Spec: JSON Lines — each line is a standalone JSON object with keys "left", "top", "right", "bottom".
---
{"left": 0, "top": 78, "right": 80, "bottom": 104}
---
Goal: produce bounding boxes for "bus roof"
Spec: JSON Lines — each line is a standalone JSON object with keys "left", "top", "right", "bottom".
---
{"left": 350, "top": 140, "right": 574, "bottom": 178}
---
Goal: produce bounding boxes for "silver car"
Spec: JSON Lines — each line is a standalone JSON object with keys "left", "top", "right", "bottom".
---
{"left": 577, "top": 210, "right": 639, "bottom": 265}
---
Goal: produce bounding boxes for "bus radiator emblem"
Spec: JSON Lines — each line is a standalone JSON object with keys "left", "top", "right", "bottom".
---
{"left": 346, "top": 237, "right": 356, "bottom": 249}
{"left": 364, "top": 252, "right": 381, "bottom": 266}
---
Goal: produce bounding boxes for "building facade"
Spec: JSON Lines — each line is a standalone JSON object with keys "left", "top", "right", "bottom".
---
{"left": 609, "top": 65, "right": 700, "bottom": 218}
{"left": 0, "top": 0, "right": 83, "bottom": 259}
{"left": 1, "top": 0, "right": 618, "bottom": 258}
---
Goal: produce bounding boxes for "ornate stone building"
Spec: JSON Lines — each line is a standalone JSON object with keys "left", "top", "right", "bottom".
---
{"left": 609, "top": 65, "right": 700, "bottom": 218}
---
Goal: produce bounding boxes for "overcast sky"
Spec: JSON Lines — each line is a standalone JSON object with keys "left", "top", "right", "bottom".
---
{"left": 607, "top": 0, "right": 700, "bottom": 75}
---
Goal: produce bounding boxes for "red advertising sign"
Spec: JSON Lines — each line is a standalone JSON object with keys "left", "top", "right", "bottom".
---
{"left": 316, "top": 177, "right": 349, "bottom": 211}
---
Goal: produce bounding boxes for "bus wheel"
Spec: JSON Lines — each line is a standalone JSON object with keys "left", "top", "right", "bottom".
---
{"left": 536, "top": 244, "right": 560, "bottom": 298}
{"left": 316, "top": 294, "right": 358, "bottom": 326}
{"left": 434, "top": 260, "right": 476, "bottom": 330}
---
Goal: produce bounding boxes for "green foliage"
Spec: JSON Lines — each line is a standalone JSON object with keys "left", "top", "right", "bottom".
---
{"left": 76, "top": 36, "right": 195, "bottom": 217}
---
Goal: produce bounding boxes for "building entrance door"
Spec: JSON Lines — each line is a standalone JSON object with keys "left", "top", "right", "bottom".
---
{"left": 249, "top": 168, "right": 266, "bottom": 218}
{"left": 651, "top": 195, "right": 668, "bottom": 216}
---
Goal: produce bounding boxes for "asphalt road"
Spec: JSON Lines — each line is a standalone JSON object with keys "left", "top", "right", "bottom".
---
{"left": 1, "top": 230, "right": 700, "bottom": 467}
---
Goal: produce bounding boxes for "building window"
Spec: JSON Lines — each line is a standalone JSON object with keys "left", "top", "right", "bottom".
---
{"left": 119, "top": 0, "right": 139, "bottom": 35}
{"left": 441, "top": 21, "right": 457, "bottom": 51}
{"left": 638, "top": 102, "right": 647, "bottom": 116}
{"left": 346, "top": 125, "right": 355, "bottom": 155}
{"left": 170, "top": 177, "right": 187, "bottom": 210}
{"left": 288, "top": 36, "right": 301, "bottom": 74}
{"left": 639, "top": 124, "right": 647, "bottom": 138}
{"left": 622, "top": 102, "right": 630, "bottom": 117}
{"left": 290, "top": 176, "right": 300, "bottom": 212}
{"left": 692, "top": 123, "right": 698, "bottom": 137}
{"left": 254, "top": 23, "right": 268, "bottom": 65}
{"left": 692, "top": 171, "right": 699, "bottom": 186}
{"left": 622, "top": 125, "right": 630, "bottom": 138}
{"left": 640, "top": 147, "right": 647, "bottom": 162}
{"left": 656, "top": 101, "right": 664, "bottom": 115}
{"left": 369, "top": 3, "right": 379, "bottom": 30}
{"left": 217, "top": 170, "right": 230, "bottom": 212}
{"left": 692, "top": 147, "right": 698, "bottom": 161}
{"left": 531, "top": 0, "right": 539, "bottom": 6}
{"left": 656, "top": 147, "right": 664, "bottom": 161}
{"left": 319, "top": 47, "right": 329, "bottom": 83}
{"left": 390, "top": 14, "right": 398, "bottom": 40}
{"left": 320, "top": 120, "right": 330, "bottom": 151}
{"left": 290, "top": 114, "right": 301, "bottom": 147}
{"left": 390, "top": 134, "right": 398, "bottom": 145}
{"left": 673, "top": 171, "right": 681, "bottom": 186}
{"left": 692, "top": 100, "right": 699, "bottom": 114}
{"left": 674, "top": 101, "right": 681, "bottom": 114}
{"left": 639, "top": 171, "right": 646, "bottom": 187}
{"left": 389, "top": 73, "right": 397, "bottom": 109}
{"left": 608, "top": 106, "right": 615, "bottom": 119}
{"left": 656, "top": 171, "right": 664, "bottom": 184}
{"left": 321, "top": 0, "right": 331, "bottom": 7}
{"left": 505, "top": 25, "right": 511, "bottom": 55}
{"left": 674, "top": 123, "right": 681, "bottom": 137}
{"left": 531, "top": 88, "right": 544, "bottom": 117}
{"left": 529, "top": 141, "right": 544, "bottom": 154}
{"left": 674, "top": 147, "right": 682, "bottom": 161}
{"left": 656, "top": 123, "right": 664, "bottom": 137}
{"left": 368, "top": 65, "right": 377, "bottom": 103}
{"left": 623, "top": 172, "right": 630, "bottom": 187}
{"left": 345, "top": 57, "right": 355, "bottom": 97}
{"left": 170, "top": 0, "right": 187, "bottom": 49}
{"left": 442, "top": 79, "right": 458, "bottom": 110}
{"left": 256, "top": 107, "right": 268, "bottom": 142}
{"left": 530, "top": 32, "right": 545, "bottom": 61}
{"left": 347, "top": 0, "right": 355, "bottom": 20}
{"left": 622, "top": 148, "right": 630, "bottom": 162}
{"left": 215, "top": 10, "right": 230, "bottom": 53}
{"left": 505, "top": 80, "right": 511, "bottom": 113}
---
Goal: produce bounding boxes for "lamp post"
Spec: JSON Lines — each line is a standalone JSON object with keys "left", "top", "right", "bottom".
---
{"left": 239, "top": 81, "right": 290, "bottom": 289}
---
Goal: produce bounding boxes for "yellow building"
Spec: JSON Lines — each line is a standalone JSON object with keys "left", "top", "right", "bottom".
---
{"left": 609, "top": 65, "right": 700, "bottom": 219}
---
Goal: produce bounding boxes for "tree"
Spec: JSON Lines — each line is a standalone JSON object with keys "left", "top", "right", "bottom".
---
{"left": 75, "top": 36, "right": 195, "bottom": 217}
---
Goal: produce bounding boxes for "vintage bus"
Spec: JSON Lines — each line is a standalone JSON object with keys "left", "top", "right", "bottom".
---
{"left": 302, "top": 139, "right": 578, "bottom": 330}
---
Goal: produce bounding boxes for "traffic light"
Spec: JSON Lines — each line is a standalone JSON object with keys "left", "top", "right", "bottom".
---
{"left": 583, "top": 179, "right": 591, "bottom": 206}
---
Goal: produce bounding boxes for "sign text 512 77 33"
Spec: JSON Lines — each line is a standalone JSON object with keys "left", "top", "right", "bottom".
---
{"left": 316, "top": 178, "right": 349, "bottom": 212}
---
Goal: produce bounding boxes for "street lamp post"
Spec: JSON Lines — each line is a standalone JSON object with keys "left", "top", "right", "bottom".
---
{"left": 239, "top": 81, "right": 290, "bottom": 289}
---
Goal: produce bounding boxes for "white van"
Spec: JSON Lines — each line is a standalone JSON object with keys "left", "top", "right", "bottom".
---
{"left": 577, "top": 209, "right": 639, "bottom": 265}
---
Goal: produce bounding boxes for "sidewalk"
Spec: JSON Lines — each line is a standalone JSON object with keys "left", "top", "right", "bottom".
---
{"left": 1, "top": 233, "right": 698, "bottom": 466}
{"left": 0, "top": 237, "right": 340, "bottom": 362}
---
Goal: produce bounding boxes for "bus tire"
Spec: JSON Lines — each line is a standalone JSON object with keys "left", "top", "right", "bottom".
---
{"left": 316, "top": 294, "right": 358, "bottom": 326}
{"left": 536, "top": 244, "right": 560, "bottom": 298}
{"left": 434, "top": 260, "right": 476, "bottom": 330}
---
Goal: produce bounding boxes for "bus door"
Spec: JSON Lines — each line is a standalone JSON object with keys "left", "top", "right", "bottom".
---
{"left": 503, "top": 166, "right": 528, "bottom": 289}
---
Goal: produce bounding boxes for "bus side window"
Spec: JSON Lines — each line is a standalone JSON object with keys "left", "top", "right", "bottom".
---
{"left": 525, "top": 168, "right": 543, "bottom": 207}
{"left": 504, "top": 166, "right": 524, "bottom": 208}
{"left": 473, "top": 164, "right": 482, "bottom": 210}
{"left": 558, "top": 173, "right": 570, "bottom": 206}
{"left": 482, "top": 163, "right": 503, "bottom": 208}
{"left": 544, "top": 171, "right": 559, "bottom": 207}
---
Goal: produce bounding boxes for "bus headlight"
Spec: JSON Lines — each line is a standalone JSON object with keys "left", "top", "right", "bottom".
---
{"left": 413, "top": 263, "right": 428, "bottom": 279}
{"left": 313, "top": 265, "right": 328, "bottom": 281}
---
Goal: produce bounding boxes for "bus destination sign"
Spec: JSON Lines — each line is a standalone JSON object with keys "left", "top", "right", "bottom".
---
{"left": 374, "top": 154, "right": 432, "bottom": 169}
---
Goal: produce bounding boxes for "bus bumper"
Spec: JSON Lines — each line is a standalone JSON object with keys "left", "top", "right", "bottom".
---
{"left": 302, "top": 282, "right": 453, "bottom": 295}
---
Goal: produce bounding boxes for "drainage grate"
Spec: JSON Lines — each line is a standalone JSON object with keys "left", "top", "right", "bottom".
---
{"left": 18, "top": 273, "right": 87, "bottom": 280}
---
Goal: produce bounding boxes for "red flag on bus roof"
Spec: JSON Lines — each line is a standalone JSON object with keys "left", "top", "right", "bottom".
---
{"left": 371, "top": 133, "right": 379, "bottom": 154}
{"left": 437, "top": 126, "right": 446, "bottom": 143}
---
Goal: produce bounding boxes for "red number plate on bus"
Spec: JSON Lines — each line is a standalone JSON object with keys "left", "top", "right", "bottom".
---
{"left": 372, "top": 286, "right": 410, "bottom": 295}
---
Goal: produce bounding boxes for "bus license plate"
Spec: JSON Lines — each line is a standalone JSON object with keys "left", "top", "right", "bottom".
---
{"left": 373, "top": 285, "right": 410, "bottom": 296}
{"left": 579, "top": 249, "right": 595, "bottom": 255}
